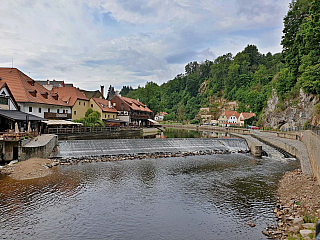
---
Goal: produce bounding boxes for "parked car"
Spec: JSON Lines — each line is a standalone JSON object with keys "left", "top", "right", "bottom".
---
{"left": 250, "top": 126, "right": 260, "bottom": 130}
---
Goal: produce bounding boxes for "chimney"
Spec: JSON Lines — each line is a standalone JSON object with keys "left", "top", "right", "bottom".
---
{"left": 101, "top": 85, "right": 104, "bottom": 98}
{"left": 137, "top": 98, "right": 139, "bottom": 102}
{"left": 108, "top": 101, "right": 111, "bottom": 109}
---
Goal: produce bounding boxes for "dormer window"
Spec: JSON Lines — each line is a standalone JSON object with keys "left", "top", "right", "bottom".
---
{"left": 1, "top": 91, "right": 5, "bottom": 95}
{"left": 27, "top": 79, "right": 35, "bottom": 86}
{"left": 51, "top": 93, "right": 59, "bottom": 100}
{"left": 41, "top": 92, "right": 48, "bottom": 99}
{"left": 28, "top": 89, "right": 37, "bottom": 97}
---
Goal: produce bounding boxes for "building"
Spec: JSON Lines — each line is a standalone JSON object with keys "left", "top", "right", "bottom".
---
{"left": 0, "top": 82, "right": 19, "bottom": 110}
{"left": 80, "top": 86, "right": 104, "bottom": 100}
{"left": 238, "top": 112, "right": 256, "bottom": 127}
{"left": 111, "top": 95, "right": 153, "bottom": 126}
{"left": 36, "top": 79, "right": 73, "bottom": 91}
{"left": 0, "top": 68, "right": 71, "bottom": 119}
{"left": 218, "top": 111, "right": 240, "bottom": 127}
{"left": 90, "top": 97, "right": 118, "bottom": 121}
{"left": 154, "top": 112, "right": 168, "bottom": 121}
{"left": 52, "top": 86, "right": 90, "bottom": 120}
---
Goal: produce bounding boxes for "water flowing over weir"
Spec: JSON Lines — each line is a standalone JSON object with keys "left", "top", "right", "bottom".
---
{"left": 55, "top": 138, "right": 249, "bottom": 158}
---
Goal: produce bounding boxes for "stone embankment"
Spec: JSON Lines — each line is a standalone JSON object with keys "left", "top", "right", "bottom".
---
{"left": 52, "top": 149, "right": 249, "bottom": 166}
{"left": 263, "top": 169, "right": 320, "bottom": 239}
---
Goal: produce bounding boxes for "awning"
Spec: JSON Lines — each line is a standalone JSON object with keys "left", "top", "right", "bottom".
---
{"left": 148, "top": 119, "right": 160, "bottom": 124}
{"left": 42, "top": 120, "right": 83, "bottom": 125}
{"left": 102, "top": 119, "right": 127, "bottom": 123}
{"left": 0, "top": 110, "right": 45, "bottom": 121}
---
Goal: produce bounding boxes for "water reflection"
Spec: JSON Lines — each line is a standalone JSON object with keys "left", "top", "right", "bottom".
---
{"left": 0, "top": 154, "right": 299, "bottom": 240}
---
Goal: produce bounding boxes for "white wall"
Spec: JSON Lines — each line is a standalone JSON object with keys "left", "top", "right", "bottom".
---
{"left": 19, "top": 103, "right": 71, "bottom": 118}
{"left": 0, "top": 87, "right": 18, "bottom": 110}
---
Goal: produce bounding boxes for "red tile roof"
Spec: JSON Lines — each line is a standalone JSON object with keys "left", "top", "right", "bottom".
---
{"left": 92, "top": 98, "right": 118, "bottom": 113}
{"left": 52, "top": 87, "right": 89, "bottom": 106}
{"left": 240, "top": 112, "right": 256, "bottom": 120}
{"left": 221, "top": 111, "right": 240, "bottom": 119}
{"left": 0, "top": 68, "right": 69, "bottom": 106}
{"left": 121, "top": 96, "right": 153, "bottom": 113}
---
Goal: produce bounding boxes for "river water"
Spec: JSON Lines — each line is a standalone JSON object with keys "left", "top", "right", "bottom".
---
{"left": 0, "top": 152, "right": 299, "bottom": 239}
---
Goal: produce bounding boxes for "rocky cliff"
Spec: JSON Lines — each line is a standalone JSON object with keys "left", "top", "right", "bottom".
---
{"left": 261, "top": 89, "right": 319, "bottom": 130}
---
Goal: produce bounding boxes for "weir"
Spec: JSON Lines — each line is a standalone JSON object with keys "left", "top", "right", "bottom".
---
{"left": 55, "top": 138, "right": 249, "bottom": 158}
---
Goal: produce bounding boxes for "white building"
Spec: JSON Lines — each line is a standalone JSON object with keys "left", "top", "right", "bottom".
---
{"left": 0, "top": 68, "right": 71, "bottom": 119}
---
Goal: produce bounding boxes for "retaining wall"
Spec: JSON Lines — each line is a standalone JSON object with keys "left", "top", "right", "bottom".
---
{"left": 301, "top": 131, "right": 320, "bottom": 184}
{"left": 19, "top": 135, "right": 58, "bottom": 161}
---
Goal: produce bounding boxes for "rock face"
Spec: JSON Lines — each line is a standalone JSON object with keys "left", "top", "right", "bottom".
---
{"left": 262, "top": 89, "right": 319, "bottom": 129}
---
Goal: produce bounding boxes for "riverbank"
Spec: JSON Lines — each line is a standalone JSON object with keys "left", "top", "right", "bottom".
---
{"left": 264, "top": 169, "right": 320, "bottom": 239}
{"left": 1, "top": 158, "right": 53, "bottom": 180}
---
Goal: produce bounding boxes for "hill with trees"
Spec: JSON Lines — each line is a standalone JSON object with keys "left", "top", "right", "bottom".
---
{"left": 119, "top": 0, "right": 319, "bottom": 127}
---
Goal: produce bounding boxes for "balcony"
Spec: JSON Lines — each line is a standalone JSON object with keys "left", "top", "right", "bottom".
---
{"left": 44, "top": 112, "right": 72, "bottom": 119}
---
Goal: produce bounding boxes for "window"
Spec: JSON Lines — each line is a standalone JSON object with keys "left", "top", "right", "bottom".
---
{"left": 79, "top": 101, "right": 81, "bottom": 105}
{"left": 108, "top": 115, "right": 110, "bottom": 118}
{"left": 83, "top": 102, "right": 85, "bottom": 106}
{"left": 74, "top": 111, "right": 76, "bottom": 115}
{"left": 66, "top": 110, "right": 68, "bottom": 113}
{"left": 91, "top": 104, "right": 93, "bottom": 108}
{"left": 29, "top": 107, "right": 32, "bottom": 112}
{"left": 38, "top": 108, "right": 41, "bottom": 113}
{"left": 0, "top": 97, "right": 8, "bottom": 105}
{"left": 105, "top": 114, "right": 106, "bottom": 118}
{"left": 48, "top": 108, "right": 50, "bottom": 113}
{"left": 63, "top": 110, "right": 65, "bottom": 113}
{"left": 57, "top": 109, "right": 60, "bottom": 113}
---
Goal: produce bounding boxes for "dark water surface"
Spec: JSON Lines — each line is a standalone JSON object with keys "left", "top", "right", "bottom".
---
{"left": 0, "top": 154, "right": 299, "bottom": 239}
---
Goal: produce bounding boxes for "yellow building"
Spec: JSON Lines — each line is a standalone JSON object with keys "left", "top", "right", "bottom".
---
{"left": 52, "top": 87, "right": 90, "bottom": 120}
{"left": 90, "top": 98, "right": 118, "bottom": 120}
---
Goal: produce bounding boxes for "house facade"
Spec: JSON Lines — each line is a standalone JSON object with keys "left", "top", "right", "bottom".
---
{"left": 52, "top": 87, "right": 90, "bottom": 120}
{"left": 0, "top": 68, "right": 71, "bottom": 119}
{"left": 90, "top": 98, "right": 118, "bottom": 120}
{"left": 238, "top": 112, "right": 256, "bottom": 127}
{"left": 154, "top": 112, "right": 168, "bottom": 121}
{"left": 0, "top": 82, "right": 19, "bottom": 110}
{"left": 218, "top": 111, "right": 240, "bottom": 127}
{"left": 111, "top": 95, "right": 153, "bottom": 126}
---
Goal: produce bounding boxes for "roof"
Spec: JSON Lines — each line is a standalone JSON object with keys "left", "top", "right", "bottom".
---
{"left": 92, "top": 98, "right": 118, "bottom": 113}
{"left": 120, "top": 96, "right": 153, "bottom": 113}
{"left": 52, "top": 87, "right": 89, "bottom": 106}
{"left": 240, "top": 112, "right": 256, "bottom": 120}
{"left": 0, "top": 110, "right": 45, "bottom": 121}
{"left": 156, "top": 112, "right": 168, "bottom": 116}
{"left": 220, "top": 111, "right": 240, "bottom": 119}
{"left": 102, "top": 119, "right": 127, "bottom": 123}
{"left": 0, "top": 82, "right": 19, "bottom": 110}
{"left": 80, "top": 89, "right": 103, "bottom": 99}
{"left": 36, "top": 80, "right": 66, "bottom": 88}
{"left": 0, "top": 68, "right": 69, "bottom": 107}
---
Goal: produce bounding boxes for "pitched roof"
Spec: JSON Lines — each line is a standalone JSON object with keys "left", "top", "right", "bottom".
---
{"left": 0, "top": 109, "right": 45, "bottom": 121}
{"left": 92, "top": 98, "right": 118, "bottom": 113}
{"left": 0, "top": 82, "right": 19, "bottom": 110}
{"left": 221, "top": 111, "right": 240, "bottom": 119}
{"left": 0, "top": 68, "right": 69, "bottom": 107}
{"left": 240, "top": 112, "right": 256, "bottom": 120}
{"left": 80, "top": 89, "right": 103, "bottom": 99}
{"left": 120, "top": 96, "right": 153, "bottom": 113}
{"left": 156, "top": 112, "right": 168, "bottom": 116}
{"left": 52, "top": 87, "right": 89, "bottom": 106}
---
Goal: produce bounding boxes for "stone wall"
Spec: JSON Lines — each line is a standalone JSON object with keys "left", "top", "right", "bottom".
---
{"left": 19, "top": 135, "right": 58, "bottom": 161}
{"left": 301, "top": 131, "right": 320, "bottom": 184}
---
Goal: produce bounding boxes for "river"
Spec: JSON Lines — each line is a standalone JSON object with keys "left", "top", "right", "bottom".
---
{"left": 0, "top": 129, "right": 299, "bottom": 239}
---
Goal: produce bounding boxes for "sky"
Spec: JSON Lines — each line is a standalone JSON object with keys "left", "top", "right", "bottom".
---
{"left": 0, "top": 0, "right": 291, "bottom": 91}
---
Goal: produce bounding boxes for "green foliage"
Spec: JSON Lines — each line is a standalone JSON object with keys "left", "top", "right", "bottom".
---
{"left": 303, "top": 213, "right": 318, "bottom": 223}
{"left": 75, "top": 109, "right": 104, "bottom": 128}
{"left": 190, "top": 119, "right": 200, "bottom": 124}
{"left": 313, "top": 103, "right": 320, "bottom": 117}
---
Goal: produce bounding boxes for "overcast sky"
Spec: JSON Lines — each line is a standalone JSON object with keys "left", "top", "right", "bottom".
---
{"left": 0, "top": 0, "right": 291, "bottom": 91}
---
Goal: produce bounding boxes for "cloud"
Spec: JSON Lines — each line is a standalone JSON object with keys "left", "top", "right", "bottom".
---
{"left": 0, "top": 0, "right": 292, "bottom": 90}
